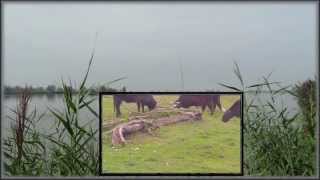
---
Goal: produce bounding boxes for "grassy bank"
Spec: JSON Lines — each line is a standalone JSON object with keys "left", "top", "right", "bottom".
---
{"left": 102, "top": 95, "right": 241, "bottom": 173}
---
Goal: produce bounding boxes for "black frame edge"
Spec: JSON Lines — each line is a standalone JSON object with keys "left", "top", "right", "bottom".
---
{"left": 98, "top": 91, "right": 244, "bottom": 177}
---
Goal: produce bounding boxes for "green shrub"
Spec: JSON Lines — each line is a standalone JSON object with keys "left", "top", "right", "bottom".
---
{"left": 220, "top": 62, "right": 316, "bottom": 176}
{"left": 292, "top": 79, "right": 316, "bottom": 137}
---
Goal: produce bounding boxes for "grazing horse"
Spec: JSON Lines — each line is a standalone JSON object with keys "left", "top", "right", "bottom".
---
{"left": 222, "top": 99, "right": 241, "bottom": 122}
{"left": 173, "top": 95, "right": 225, "bottom": 115}
{"left": 113, "top": 95, "right": 157, "bottom": 117}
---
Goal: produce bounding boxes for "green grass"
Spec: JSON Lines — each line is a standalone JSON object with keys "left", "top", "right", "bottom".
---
{"left": 102, "top": 95, "right": 241, "bottom": 173}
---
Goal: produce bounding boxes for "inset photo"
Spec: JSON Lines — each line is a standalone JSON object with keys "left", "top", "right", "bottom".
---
{"left": 100, "top": 93, "right": 242, "bottom": 175}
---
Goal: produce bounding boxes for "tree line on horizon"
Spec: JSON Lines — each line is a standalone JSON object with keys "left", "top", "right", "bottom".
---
{"left": 3, "top": 85, "right": 120, "bottom": 95}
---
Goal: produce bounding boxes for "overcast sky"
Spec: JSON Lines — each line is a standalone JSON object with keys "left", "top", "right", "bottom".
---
{"left": 3, "top": 2, "right": 317, "bottom": 91}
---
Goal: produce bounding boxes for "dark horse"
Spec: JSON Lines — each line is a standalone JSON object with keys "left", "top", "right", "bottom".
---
{"left": 222, "top": 99, "right": 241, "bottom": 122}
{"left": 113, "top": 95, "right": 157, "bottom": 117}
{"left": 173, "top": 95, "right": 225, "bottom": 115}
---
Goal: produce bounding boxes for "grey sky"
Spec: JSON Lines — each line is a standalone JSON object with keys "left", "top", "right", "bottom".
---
{"left": 3, "top": 2, "right": 317, "bottom": 91}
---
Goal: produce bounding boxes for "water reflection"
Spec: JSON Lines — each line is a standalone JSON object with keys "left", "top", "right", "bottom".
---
{"left": 45, "top": 93, "right": 57, "bottom": 101}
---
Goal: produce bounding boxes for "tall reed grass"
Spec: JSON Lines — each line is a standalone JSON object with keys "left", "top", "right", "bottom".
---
{"left": 219, "top": 62, "right": 316, "bottom": 176}
{"left": 3, "top": 50, "right": 100, "bottom": 176}
{"left": 3, "top": 87, "right": 47, "bottom": 175}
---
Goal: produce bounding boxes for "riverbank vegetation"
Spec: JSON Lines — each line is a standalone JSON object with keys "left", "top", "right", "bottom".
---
{"left": 219, "top": 63, "right": 316, "bottom": 176}
{"left": 3, "top": 52, "right": 101, "bottom": 176}
{"left": 3, "top": 59, "right": 317, "bottom": 176}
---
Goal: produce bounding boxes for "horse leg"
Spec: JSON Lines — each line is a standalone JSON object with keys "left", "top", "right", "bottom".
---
{"left": 217, "top": 97, "right": 225, "bottom": 112}
{"left": 115, "top": 106, "right": 121, "bottom": 117}
{"left": 142, "top": 103, "right": 145, "bottom": 113}
{"left": 211, "top": 103, "right": 217, "bottom": 115}
{"left": 115, "top": 103, "right": 121, "bottom": 117}
{"left": 208, "top": 104, "right": 213, "bottom": 115}
{"left": 201, "top": 105, "right": 206, "bottom": 113}
{"left": 137, "top": 102, "right": 140, "bottom": 112}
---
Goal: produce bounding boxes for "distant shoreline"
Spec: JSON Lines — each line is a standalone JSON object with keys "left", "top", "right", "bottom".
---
{"left": 4, "top": 90, "right": 278, "bottom": 95}
{"left": 3, "top": 86, "right": 118, "bottom": 95}
{"left": 3, "top": 91, "right": 99, "bottom": 95}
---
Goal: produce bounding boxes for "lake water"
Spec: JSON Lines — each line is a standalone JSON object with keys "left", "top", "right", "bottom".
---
{"left": 2, "top": 92, "right": 300, "bottom": 139}
{"left": 2, "top": 94, "right": 99, "bottom": 139}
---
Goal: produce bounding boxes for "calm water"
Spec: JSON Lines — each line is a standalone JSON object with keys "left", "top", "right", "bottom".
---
{"left": 2, "top": 92, "right": 300, "bottom": 139}
{"left": 2, "top": 94, "right": 99, "bottom": 138}
{"left": 245, "top": 93, "right": 300, "bottom": 114}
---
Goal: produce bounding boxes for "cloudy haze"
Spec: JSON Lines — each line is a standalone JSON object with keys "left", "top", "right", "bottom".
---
{"left": 3, "top": 2, "right": 317, "bottom": 91}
